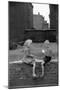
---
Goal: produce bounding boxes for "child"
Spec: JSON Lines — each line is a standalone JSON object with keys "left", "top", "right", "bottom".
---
{"left": 9, "top": 39, "right": 45, "bottom": 78}
{"left": 22, "top": 39, "right": 37, "bottom": 77}
{"left": 42, "top": 40, "right": 52, "bottom": 66}
{"left": 23, "top": 39, "right": 45, "bottom": 78}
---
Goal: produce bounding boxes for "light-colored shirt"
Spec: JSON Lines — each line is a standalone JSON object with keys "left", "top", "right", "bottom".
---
{"left": 24, "top": 39, "right": 32, "bottom": 47}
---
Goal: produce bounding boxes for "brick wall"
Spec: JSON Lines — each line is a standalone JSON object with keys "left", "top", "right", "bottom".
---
{"left": 24, "top": 30, "right": 56, "bottom": 42}
{"left": 9, "top": 2, "right": 33, "bottom": 43}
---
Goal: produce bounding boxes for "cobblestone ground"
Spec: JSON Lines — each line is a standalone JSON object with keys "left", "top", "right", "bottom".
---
{"left": 9, "top": 62, "right": 58, "bottom": 89}
{"left": 8, "top": 43, "right": 58, "bottom": 89}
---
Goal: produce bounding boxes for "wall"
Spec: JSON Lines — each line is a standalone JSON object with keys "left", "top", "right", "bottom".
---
{"left": 33, "top": 14, "right": 49, "bottom": 30}
{"left": 24, "top": 30, "right": 56, "bottom": 42}
{"left": 49, "top": 4, "right": 58, "bottom": 42}
{"left": 49, "top": 4, "right": 58, "bottom": 30}
{"left": 33, "top": 14, "right": 44, "bottom": 30}
{"left": 9, "top": 2, "right": 33, "bottom": 43}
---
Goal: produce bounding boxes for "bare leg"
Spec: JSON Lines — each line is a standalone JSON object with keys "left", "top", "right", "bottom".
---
{"left": 40, "top": 63, "right": 44, "bottom": 77}
{"left": 32, "top": 62, "right": 37, "bottom": 77}
{"left": 9, "top": 56, "right": 26, "bottom": 64}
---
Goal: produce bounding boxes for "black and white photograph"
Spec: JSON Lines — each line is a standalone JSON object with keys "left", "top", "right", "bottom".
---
{"left": 8, "top": 1, "right": 58, "bottom": 89}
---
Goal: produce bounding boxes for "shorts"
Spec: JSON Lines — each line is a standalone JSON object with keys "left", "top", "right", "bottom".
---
{"left": 43, "top": 56, "right": 52, "bottom": 66}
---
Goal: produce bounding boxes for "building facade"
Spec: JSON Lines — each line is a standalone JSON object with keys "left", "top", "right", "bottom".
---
{"left": 9, "top": 2, "right": 33, "bottom": 43}
{"left": 49, "top": 4, "right": 58, "bottom": 42}
{"left": 33, "top": 13, "right": 44, "bottom": 30}
{"left": 33, "top": 13, "right": 49, "bottom": 30}
{"left": 43, "top": 21, "right": 49, "bottom": 30}
{"left": 49, "top": 4, "right": 58, "bottom": 30}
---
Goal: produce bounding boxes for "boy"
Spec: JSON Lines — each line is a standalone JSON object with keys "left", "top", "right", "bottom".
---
{"left": 42, "top": 40, "right": 52, "bottom": 66}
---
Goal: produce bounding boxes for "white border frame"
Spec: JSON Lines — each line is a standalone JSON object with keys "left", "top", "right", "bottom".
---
{"left": 0, "top": 0, "right": 59, "bottom": 90}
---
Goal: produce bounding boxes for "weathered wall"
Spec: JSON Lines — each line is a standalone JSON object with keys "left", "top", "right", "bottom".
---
{"left": 49, "top": 4, "right": 58, "bottom": 30}
{"left": 24, "top": 30, "right": 56, "bottom": 42}
{"left": 49, "top": 4, "right": 58, "bottom": 42}
{"left": 33, "top": 14, "right": 44, "bottom": 30}
{"left": 9, "top": 2, "right": 33, "bottom": 43}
